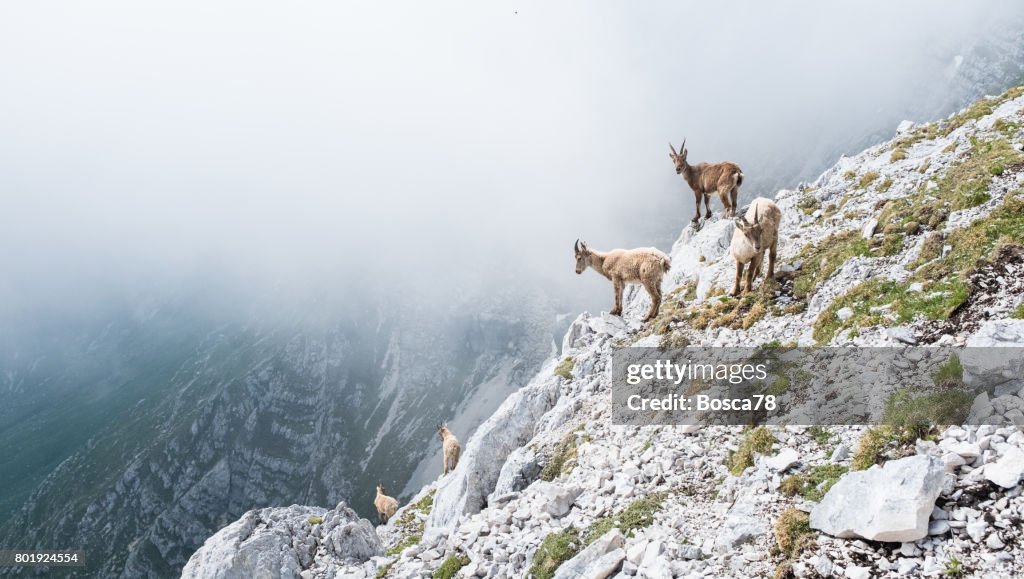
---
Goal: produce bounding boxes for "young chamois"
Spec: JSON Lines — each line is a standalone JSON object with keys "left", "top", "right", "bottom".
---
{"left": 374, "top": 483, "right": 399, "bottom": 524}
{"left": 437, "top": 424, "right": 461, "bottom": 476}
{"left": 669, "top": 139, "right": 744, "bottom": 223}
{"left": 574, "top": 239, "right": 672, "bottom": 322}
{"left": 729, "top": 197, "right": 781, "bottom": 296}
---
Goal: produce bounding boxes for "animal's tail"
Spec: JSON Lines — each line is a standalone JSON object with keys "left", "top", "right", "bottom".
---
{"left": 735, "top": 171, "right": 744, "bottom": 188}
{"left": 661, "top": 254, "right": 672, "bottom": 273}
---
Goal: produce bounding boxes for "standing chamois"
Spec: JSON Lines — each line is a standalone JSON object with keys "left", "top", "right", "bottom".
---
{"left": 574, "top": 239, "right": 672, "bottom": 322}
{"left": 729, "top": 197, "right": 781, "bottom": 296}
{"left": 437, "top": 424, "right": 461, "bottom": 476}
{"left": 374, "top": 483, "right": 399, "bottom": 524}
{"left": 669, "top": 139, "right": 744, "bottom": 223}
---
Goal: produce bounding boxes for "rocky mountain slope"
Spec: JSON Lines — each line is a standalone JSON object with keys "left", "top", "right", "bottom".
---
{"left": 0, "top": 285, "right": 562, "bottom": 578}
{"left": 184, "top": 86, "right": 1024, "bottom": 579}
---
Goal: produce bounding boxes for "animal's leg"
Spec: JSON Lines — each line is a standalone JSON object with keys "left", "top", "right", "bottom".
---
{"left": 730, "top": 186, "right": 739, "bottom": 218}
{"left": 442, "top": 451, "right": 448, "bottom": 475}
{"left": 746, "top": 255, "right": 762, "bottom": 292}
{"left": 610, "top": 279, "right": 624, "bottom": 316}
{"left": 691, "top": 190, "right": 702, "bottom": 223}
{"left": 768, "top": 239, "right": 777, "bottom": 279}
{"left": 704, "top": 193, "right": 713, "bottom": 220}
{"left": 732, "top": 261, "right": 745, "bottom": 296}
{"left": 642, "top": 279, "right": 662, "bottom": 322}
{"left": 715, "top": 186, "right": 730, "bottom": 218}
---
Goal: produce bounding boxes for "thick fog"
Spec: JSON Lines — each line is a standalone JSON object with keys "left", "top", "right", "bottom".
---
{"left": 2, "top": 1, "right": 1023, "bottom": 320}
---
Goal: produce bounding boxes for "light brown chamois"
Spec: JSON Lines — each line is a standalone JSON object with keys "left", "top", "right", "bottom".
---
{"left": 574, "top": 239, "right": 672, "bottom": 322}
{"left": 729, "top": 197, "right": 781, "bottom": 296}
{"left": 374, "top": 483, "right": 399, "bottom": 524}
{"left": 437, "top": 424, "right": 461, "bottom": 476}
{"left": 669, "top": 139, "right": 744, "bottom": 223}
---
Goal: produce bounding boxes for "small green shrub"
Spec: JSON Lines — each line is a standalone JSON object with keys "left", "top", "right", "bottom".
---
{"left": 387, "top": 534, "right": 421, "bottom": 556}
{"left": 774, "top": 508, "right": 814, "bottom": 559}
{"left": 779, "top": 464, "right": 848, "bottom": 502}
{"left": 729, "top": 427, "right": 776, "bottom": 475}
{"left": 883, "top": 389, "right": 972, "bottom": 431}
{"left": 433, "top": 554, "right": 470, "bottom": 579}
{"left": 584, "top": 493, "right": 665, "bottom": 544}
{"left": 528, "top": 529, "right": 582, "bottom": 579}
{"left": 933, "top": 354, "right": 964, "bottom": 388}
{"left": 307, "top": 516, "right": 323, "bottom": 525}
{"left": 1012, "top": 304, "right": 1024, "bottom": 319}
{"left": 851, "top": 426, "right": 921, "bottom": 470}
{"left": 540, "top": 431, "right": 579, "bottom": 481}
{"left": 806, "top": 426, "right": 831, "bottom": 446}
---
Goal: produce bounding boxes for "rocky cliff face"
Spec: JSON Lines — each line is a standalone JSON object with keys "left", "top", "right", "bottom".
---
{"left": 0, "top": 286, "right": 561, "bottom": 578}
{"left": 184, "top": 85, "right": 1024, "bottom": 578}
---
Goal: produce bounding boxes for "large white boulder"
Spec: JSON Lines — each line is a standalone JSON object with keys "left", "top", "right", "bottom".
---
{"left": 984, "top": 445, "right": 1024, "bottom": 489}
{"left": 810, "top": 455, "right": 945, "bottom": 542}
{"left": 530, "top": 481, "right": 582, "bottom": 518}
{"left": 180, "top": 503, "right": 380, "bottom": 579}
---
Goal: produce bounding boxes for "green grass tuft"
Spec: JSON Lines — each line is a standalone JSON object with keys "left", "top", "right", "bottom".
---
{"left": 583, "top": 493, "right": 666, "bottom": 545}
{"left": 540, "top": 431, "right": 580, "bottom": 481}
{"left": 307, "top": 516, "right": 323, "bottom": 525}
{"left": 850, "top": 426, "right": 922, "bottom": 471}
{"left": 528, "top": 529, "right": 582, "bottom": 579}
{"left": 554, "top": 357, "right": 575, "bottom": 380}
{"left": 433, "top": 554, "right": 471, "bottom": 579}
{"left": 774, "top": 507, "right": 814, "bottom": 559}
{"left": 779, "top": 464, "right": 848, "bottom": 502}
{"left": 729, "top": 427, "right": 776, "bottom": 476}
{"left": 791, "top": 230, "right": 872, "bottom": 300}
{"left": 806, "top": 426, "right": 831, "bottom": 446}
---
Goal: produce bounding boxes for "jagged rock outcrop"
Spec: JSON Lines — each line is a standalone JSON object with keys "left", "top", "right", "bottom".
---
{"left": 180, "top": 503, "right": 380, "bottom": 579}
{"left": 427, "top": 367, "right": 561, "bottom": 529}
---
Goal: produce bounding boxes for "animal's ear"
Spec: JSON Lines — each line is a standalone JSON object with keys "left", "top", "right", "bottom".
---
{"left": 580, "top": 240, "right": 589, "bottom": 253}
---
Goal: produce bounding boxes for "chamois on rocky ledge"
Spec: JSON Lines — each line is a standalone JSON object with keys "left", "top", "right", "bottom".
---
{"left": 729, "top": 197, "right": 781, "bottom": 296}
{"left": 669, "top": 139, "right": 744, "bottom": 223}
{"left": 574, "top": 239, "right": 672, "bottom": 322}
{"left": 374, "top": 483, "right": 398, "bottom": 525}
{"left": 437, "top": 424, "right": 461, "bottom": 476}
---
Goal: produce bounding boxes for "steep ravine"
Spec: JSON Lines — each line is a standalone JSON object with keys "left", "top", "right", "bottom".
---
{"left": 183, "top": 86, "right": 1024, "bottom": 579}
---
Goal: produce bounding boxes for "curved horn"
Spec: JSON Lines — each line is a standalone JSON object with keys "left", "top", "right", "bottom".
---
{"left": 680, "top": 138, "right": 686, "bottom": 152}
{"left": 753, "top": 205, "right": 759, "bottom": 224}
{"left": 668, "top": 142, "right": 678, "bottom": 156}
{"left": 574, "top": 239, "right": 581, "bottom": 252}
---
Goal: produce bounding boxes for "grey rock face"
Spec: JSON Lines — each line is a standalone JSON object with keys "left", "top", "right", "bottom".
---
{"left": 427, "top": 370, "right": 560, "bottom": 529}
{"left": 180, "top": 503, "right": 380, "bottom": 579}
{"left": 491, "top": 446, "right": 541, "bottom": 497}
{"left": 810, "top": 455, "right": 945, "bottom": 542}
{"left": 715, "top": 497, "right": 768, "bottom": 552}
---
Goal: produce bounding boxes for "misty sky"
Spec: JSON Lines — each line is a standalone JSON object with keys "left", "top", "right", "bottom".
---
{"left": 2, "top": 1, "right": 1022, "bottom": 318}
